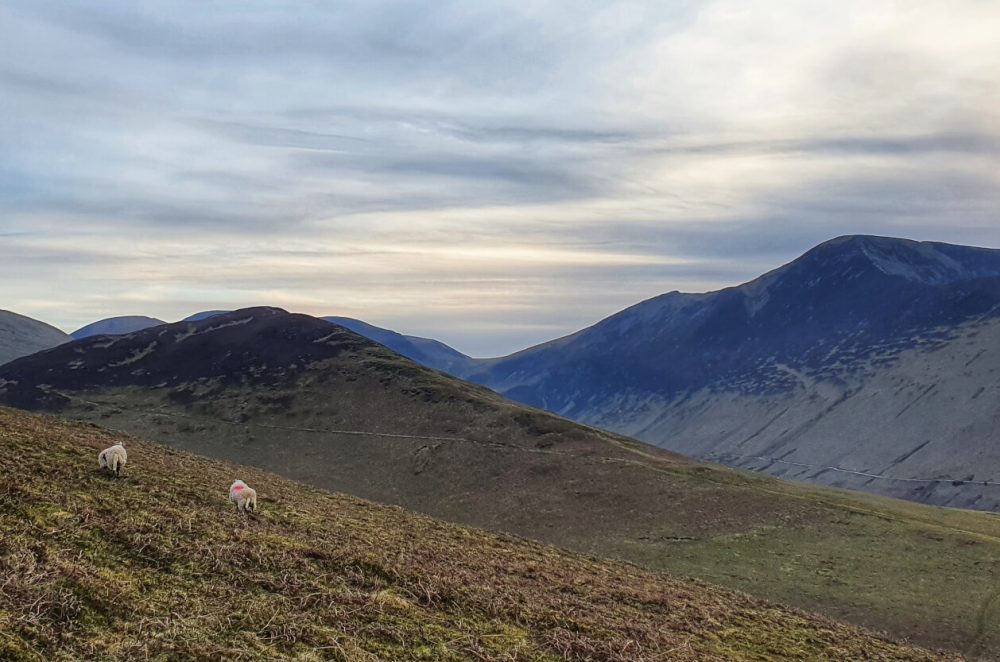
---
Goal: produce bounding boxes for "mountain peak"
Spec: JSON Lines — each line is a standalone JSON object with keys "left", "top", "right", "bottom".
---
{"left": 71, "top": 315, "right": 167, "bottom": 340}
{"left": 181, "top": 309, "right": 233, "bottom": 322}
{"left": 461, "top": 233, "right": 1000, "bottom": 518}
{"left": 801, "top": 235, "right": 1000, "bottom": 285}
{"left": 0, "top": 307, "right": 372, "bottom": 409}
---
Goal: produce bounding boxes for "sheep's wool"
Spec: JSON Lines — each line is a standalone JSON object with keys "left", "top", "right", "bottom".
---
{"left": 98, "top": 444, "right": 127, "bottom": 477}
{"left": 229, "top": 480, "right": 258, "bottom": 513}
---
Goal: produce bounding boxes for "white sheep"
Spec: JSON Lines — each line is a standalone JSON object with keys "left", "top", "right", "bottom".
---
{"left": 229, "top": 480, "right": 258, "bottom": 514}
{"left": 98, "top": 443, "right": 127, "bottom": 479}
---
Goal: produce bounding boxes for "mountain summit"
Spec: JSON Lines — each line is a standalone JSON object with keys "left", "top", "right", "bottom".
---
{"left": 804, "top": 234, "right": 1000, "bottom": 284}
{"left": 71, "top": 315, "right": 166, "bottom": 340}
{"left": 464, "top": 235, "right": 1000, "bottom": 509}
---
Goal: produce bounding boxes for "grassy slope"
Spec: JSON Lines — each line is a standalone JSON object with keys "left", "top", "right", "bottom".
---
{"left": 62, "top": 381, "right": 1000, "bottom": 659}
{"left": 0, "top": 407, "right": 954, "bottom": 661}
{"left": 597, "top": 445, "right": 1000, "bottom": 660}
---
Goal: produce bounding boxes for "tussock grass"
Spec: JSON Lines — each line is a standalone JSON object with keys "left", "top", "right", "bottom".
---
{"left": 0, "top": 407, "right": 954, "bottom": 661}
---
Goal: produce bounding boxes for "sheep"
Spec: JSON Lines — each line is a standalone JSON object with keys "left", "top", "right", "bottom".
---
{"left": 98, "top": 443, "right": 127, "bottom": 479}
{"left": 229, "top": 480, "right": 258, "bottom": 514}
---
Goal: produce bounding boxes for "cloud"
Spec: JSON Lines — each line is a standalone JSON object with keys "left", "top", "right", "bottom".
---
{"left": 1, "top": 0, "right": 999, "bottom": 354}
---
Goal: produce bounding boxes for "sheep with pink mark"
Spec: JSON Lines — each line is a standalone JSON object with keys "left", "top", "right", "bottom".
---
{"left": 229, "top": 479, "right": 258, "bottom": 514}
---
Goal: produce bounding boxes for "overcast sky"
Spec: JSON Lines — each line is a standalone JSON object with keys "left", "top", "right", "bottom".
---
{"left": 1, "top": 1, "right": 999, "bottom": 356}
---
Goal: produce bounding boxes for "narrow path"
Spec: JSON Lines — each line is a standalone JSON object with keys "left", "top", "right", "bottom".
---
{"left": 57, "top": 389, "right": 1000, "bottom": 546}
{"left": 58, "top": 391, "right": 579, "bottom": 458}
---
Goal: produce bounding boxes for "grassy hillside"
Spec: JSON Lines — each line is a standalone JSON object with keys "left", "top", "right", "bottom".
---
{"left": 0, "top": 407, "right": 952, "bottom": 661}
{"left": 2, "top": 308, "right": 999, "bottom": 658}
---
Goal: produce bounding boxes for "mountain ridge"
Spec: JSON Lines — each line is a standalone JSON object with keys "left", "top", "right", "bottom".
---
{"left": 0, "top": 309, "right": 71, "bottom": 367}
{"left": 71, "top": 315, "right": 167, "bottom": 340}
{"left": 158, "top": 310, "right": 475, "bottom": 374}
{"left": 321, "top": 316, "right": 473, "bottom": 374}
{"left": 459, "top": 235, "right": 1000, "bottom": 509}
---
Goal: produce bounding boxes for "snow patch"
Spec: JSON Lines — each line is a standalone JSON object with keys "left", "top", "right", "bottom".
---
{"left": 312, "top": 331, "right": 339, "bottom": 344}
{"left": 193, "top": 316, "right": 254, "bottom": 335}
{"left": 109, "top": 342, "right": 157, "bottom": 367}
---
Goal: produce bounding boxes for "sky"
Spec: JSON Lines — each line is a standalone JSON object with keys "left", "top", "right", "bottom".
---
{"left": 1, "top": 1, "right": 999, "bottom": 356}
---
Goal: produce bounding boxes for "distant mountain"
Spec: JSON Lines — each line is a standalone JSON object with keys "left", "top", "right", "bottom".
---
{"left": 71, "top": 315, "right": 166, "bottom": 339}
{"left": 0, "top": 309, "right": 70, "bottom": 366}
{"left": 465, "top": 235, "right": 1000, "bottom": 510}
{"left": 322, "top": 316, "right": 472, "bottom": 374}
{"left": 182, "top": 309, "right": 231, "bottom": 321}
{"left": 180, "top": 310, "right": 472, "bottom": 373}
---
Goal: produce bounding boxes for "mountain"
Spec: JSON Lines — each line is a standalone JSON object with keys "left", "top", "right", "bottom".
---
{"left": 5, "top": 408, "right": 949, "bottom": 661}
{"left": 464, "top": 235, "right": 1000, "bottom": 510}
{"left": 182, "top": 309, "right": 231, "bottom": 321}
{"left": 71, "top": 315, "right": 166, "bottom": 339}
{"left": 0, "top": 309, "right": 70, "bottom": 366}
{"left": 0, "top": 307, "right": 998, "bottom": 656}
{"left": 322, "top": 316, "right": 473, "bottom": 374}
{"left": 180, "top": 310, "right": 473, "bottom": 373}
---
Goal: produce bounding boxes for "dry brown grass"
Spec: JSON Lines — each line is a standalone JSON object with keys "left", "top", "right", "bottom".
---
{"left": 0, "top": 407, "right": 955, "bottom": 661}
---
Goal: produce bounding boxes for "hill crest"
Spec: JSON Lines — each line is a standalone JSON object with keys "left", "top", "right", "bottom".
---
{"left": 70, "top": 316, "right": 167, "bottom": 340}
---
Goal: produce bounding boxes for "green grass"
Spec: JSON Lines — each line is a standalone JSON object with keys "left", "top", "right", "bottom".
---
{"left": 595, "top": 439, "right": 1000, "bottom": 659}
{"left": 46, "top": 384, "right": 1000, "bottom": 659}
{"left": 0, "top": 407, "right": 954, "bottom": 661}
{"left": 609, "top": 514, "right": 999, "bottom": 654}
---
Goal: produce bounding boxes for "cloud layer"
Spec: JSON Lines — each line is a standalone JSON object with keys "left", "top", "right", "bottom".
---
{"left": 2, "top": 0, "right": 999, "bottom": 355}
